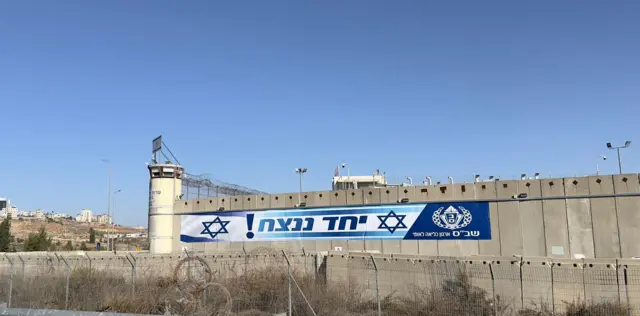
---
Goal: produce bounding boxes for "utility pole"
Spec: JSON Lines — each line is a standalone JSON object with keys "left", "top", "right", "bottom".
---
{"left": 101, "top": 159, "right": 112, "bottom": 251}
{"left": 295, "top": 168, "right": 307, "bottom": 205}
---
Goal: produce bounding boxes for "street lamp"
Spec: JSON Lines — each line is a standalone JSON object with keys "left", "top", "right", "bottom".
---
{"left": 295, "top": 168, "right": 307, "bottom": 204}
{"left": 111, "top": 189, "right": 122, "bottom": 254}
{"left": 606, "top": 141, "right": 631, "bottom": 174}
{"left": 341, "top": 162, "right": 350, "bottom": 189}
{"left": 100, "top": 159, "right": 112, "bottom": 250}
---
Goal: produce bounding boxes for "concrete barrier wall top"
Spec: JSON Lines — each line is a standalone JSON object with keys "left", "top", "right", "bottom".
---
{"left": 172, "top": 174, "right": 640, "bottom": 258}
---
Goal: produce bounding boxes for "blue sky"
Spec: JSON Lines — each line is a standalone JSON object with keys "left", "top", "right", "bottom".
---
{"left": 1, "top": 1, "right": 638, "bottom": 226}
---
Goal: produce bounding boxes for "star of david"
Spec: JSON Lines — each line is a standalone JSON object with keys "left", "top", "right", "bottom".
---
{"left": 377, "top": 210, "right": 407, "bottom": 233}
{"left": 200, "top": 217, "right": 230, "bottom": 239}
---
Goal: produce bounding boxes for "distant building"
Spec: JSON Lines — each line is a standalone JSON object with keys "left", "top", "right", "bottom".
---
{"left": 6, "top": 206, "right": 18, "bottom": 218}
{"left": 75, "top": 209, "right": 93, "bottom": 222}
{"left": 95, "top": 214, "right": 112, "bottom": 224}
{"left": 0, "top": 198, "right": 7, "bottom": 212}
{"left": 35, "top": 209, "right": 45, "bottom": 220}
{"left": 332, "top": 173, "right": 387, "bottom": 190}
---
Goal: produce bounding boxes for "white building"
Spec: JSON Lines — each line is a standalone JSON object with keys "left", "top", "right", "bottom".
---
{"left": 7, "top": 206, "right": 18, "bottom": 218}
{"left": 95, "top": 214, "right": 112, "bottom": 224}
{"left": 75, "top": 209, "right": 93, "bottom": 223}
{"left": 35, "top": 209, "right": 45, "bottom": 220}
{"left": 332, "top": 173, "right": 387, "bottom": 190}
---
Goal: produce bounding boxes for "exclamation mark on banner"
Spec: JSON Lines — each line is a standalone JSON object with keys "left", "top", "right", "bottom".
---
{"left": 246, "top": 214, "right": 255, "bottom": 239}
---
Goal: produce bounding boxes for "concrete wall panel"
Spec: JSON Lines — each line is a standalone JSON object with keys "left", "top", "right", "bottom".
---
{"left": 180, "top": 200, "right": 195, "bottom": 214}
{"left": 363, "top": 188, "right": 381, "bottom": 205}
{"left": 453, "top": 183, "right": 476, "bottom": 200}
{"left": 613, "top": 175, "right": 640, "bottom": 257}
{"left": 398, "top": 186, "right": 416, "bottom": 202}
{"left": 330, "top": 190, "right": 348, "bottom": 206}
{"left": 565, "top": 198, "right": 595, "bottom": 258}
{"left": 564, "top": 177, "right": 595, "bottom": 258}
{"left": 613, "top": 174, "right": 640, "bottom": 194}
{"left": 270, "top": 194, "right": 286, "bottom": 208}
{"left": 589, "top": 176, "right": 615, "bottom": 195}
{"left": 542, "top": 200, "right": 570, "bottom": 258}
{"left": 306, "top": 191, "right": 330, "bottom": 207}
{"left": 541, "top": 179, "right": 569, "bottom": 258}
{"left": 616, "top": 196, "right": 640, "bottom": 258}
{"left": 520, "top": 179, "right": 543, "bottom": 198}
{"left": 380, "top": 187, "right": 399, "bottom": 204}
{"left": 193, "top": 198, "right": 207, "bottom": 212}
{"left": 229, "top": 196, "right": 242, "bottom": 211}
{"left": 542, "top": 178, "right": 565, "bottom": 197}
{"left": 550, "top": 259, "right": 586, "bottom": 310}
{"left": 413, "top": 185, "right": 434, "bottom": 202}
{"left": 477, "top": 182, "right": 500, "bottom": 256}
{"left": 564, "top": 177, "right": 590, "bottom": 196}
{"left": 346, "top": 189, "right": 364, "bottom": 205}
{"left": 520, "top": 200, "right": 546, "bottom": 256}
{"left": 218, "top": 196, "right": 231, "bottom": 211}
{"left": 284, "top": 193, "right": 299, "bottom": 208}
{"left": 496, "top": 181, "right": 523, "bottom": 256}
{"left": 518, "top": 180, "right": 545, "bottom": 256}
{"left": 242, "top": 195, "right": 257, "bottom": 210}
{"left": 589, "top": 176, "right": 620, "bottom": 258}
{"left": 347, "top": 240, "right": 365, "bottom": 252}
{"left": 521, "top": 258, "right": 553, "bottom": 309}
{"left": 255, "top": 194, "right": 271, "bottom": 210}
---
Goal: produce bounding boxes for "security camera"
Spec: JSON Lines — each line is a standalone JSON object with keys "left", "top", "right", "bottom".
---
{"left": 602, "top": 155, "right": 607, "bottom": 160}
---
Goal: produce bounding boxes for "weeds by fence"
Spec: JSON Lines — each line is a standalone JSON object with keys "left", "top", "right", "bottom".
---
{"left": 0, "top": 251, "right": 638, "bottom": 315}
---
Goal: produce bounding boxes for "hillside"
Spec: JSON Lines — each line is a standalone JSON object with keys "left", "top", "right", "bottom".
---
{"left": 9, "top": 218, "right": 146, "bottom": 242}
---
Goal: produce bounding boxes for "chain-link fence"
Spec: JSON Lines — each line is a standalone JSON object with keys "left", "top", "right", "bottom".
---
{"left": 0, "top": 251, "right": 639, "bottom": 315}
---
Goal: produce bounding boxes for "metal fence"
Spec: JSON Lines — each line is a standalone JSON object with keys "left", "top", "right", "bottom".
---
{"left": 0, "top": 251, "right": 639, "bottom": 315}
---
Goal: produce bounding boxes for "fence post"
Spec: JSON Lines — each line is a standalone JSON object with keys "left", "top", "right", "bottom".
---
{"left": 85, "top": 253, "right": 91, "bottom": 272}
{"left": 242, "top": 246, "right": 248, "bottom": 276}
{"left": 369, "top": 254, "right": 381, "bottom": 316}
{"left": 488, "top": 260, "right": 497, "bottom": 316}
{"left": 282, "top": 250, "right": 317, "bottom": 316}
{"left": 16, "top": 255, "right": 24, "bottom": 280}
{"left": 623, "top": 263, "right": 631, "bottom": 316}
{"left": 4, "top": 254, "right": 14, "bottom": 308}
{"left": 125, "top": 254, "right": 136, "bottom": 295}
{"left": 517, "top": 256, "right": 524, "bottom": 310}
{"left": 580, "top": 259, "right": 586, "bottom": 303}
{"left": 58, "top": 254, "right": 71, "bottom": 310}
{"left": 550, "top": 262, "right": 556, "bottom": 314}
{"left": 285, "top": 251, "right": 292, "bottom": 316}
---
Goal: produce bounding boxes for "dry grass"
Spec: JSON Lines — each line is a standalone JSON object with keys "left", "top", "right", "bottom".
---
{"left": 0, "top": 264, "right": 630, "bottom": 316}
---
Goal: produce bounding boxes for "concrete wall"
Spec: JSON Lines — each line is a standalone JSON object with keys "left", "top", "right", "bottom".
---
{"left": 173, "top": 174, "right": 640, "bottom": 259}
{"left": 2, "top": 251, "right": 640, "bottom": 314}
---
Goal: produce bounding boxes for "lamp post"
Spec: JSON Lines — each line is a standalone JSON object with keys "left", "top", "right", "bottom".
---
{"left": 341, "top": 162, "right": 350, "bottom": 189}
{"left": 295, "top": 168, "right": 307, "bottom": 204}
{"left": 112, "top": 189, "right": 121, "bottom": 254}
{"left": 606, "top": 141, "right": 631, "bottom": 174}
{"left": 100, "top": 159, "right": 112, "bottom": 250}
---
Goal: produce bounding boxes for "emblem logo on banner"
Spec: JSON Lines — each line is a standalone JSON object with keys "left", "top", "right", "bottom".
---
{"left": 432, "top": 205, "right": 472, "bottom": 230}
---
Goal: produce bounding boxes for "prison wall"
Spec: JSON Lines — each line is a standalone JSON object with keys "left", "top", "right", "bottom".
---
{"left": 3, "top": 250, "right": 640, "bottom": 314}
{"left": 173, "top": 174, "right": 640, "bottom": 259}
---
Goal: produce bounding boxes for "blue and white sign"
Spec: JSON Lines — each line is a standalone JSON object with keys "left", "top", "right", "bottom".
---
{"left": 180, "top": 202, "right": 491, "bottom": 243}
